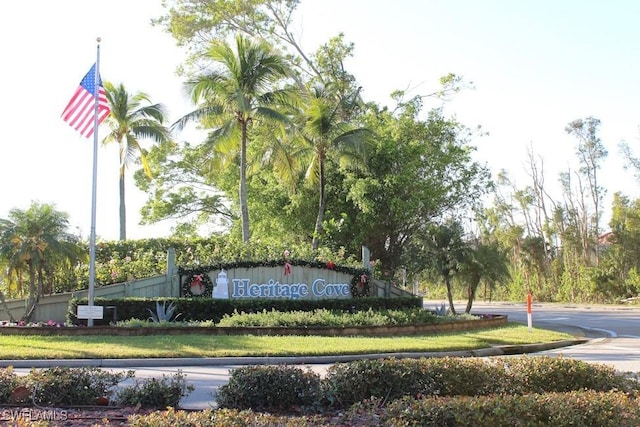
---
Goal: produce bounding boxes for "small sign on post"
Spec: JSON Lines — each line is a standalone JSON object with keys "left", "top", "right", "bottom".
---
{"left": 526, "top": 293, "right": 533, "bottom": 332}
{"left": 77, "top": 305, "right": 104, "bottom": 320}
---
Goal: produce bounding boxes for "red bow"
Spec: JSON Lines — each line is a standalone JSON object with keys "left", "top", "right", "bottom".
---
{"left": 284, "top": 262, "right": 292, "bottom": 276}
{"left": 358, "top": 274, "right": 367, "bottom": 291}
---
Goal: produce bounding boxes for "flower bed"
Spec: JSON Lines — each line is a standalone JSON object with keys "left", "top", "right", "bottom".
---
{"left": 0, "top": 315, "right": 508, "bottom": 336}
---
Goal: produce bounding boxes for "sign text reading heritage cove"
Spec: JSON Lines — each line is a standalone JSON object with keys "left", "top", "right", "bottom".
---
{"left": 230, "top": 278, "right": 350, "bottom": 299}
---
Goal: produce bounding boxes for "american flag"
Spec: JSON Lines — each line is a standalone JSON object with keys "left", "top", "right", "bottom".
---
{"left": 61, "top": 63, "right": 110, "bottom": 138}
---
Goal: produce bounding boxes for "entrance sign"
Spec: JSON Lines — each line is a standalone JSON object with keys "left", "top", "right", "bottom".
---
{"left": 205, "top": 265, "right": 355, "bottom": 300}
{"left": 77, "top": 305, "right": 104, "bottom": 320}
{"left": 227, "top": 278, "right": 350, "bottom": 299}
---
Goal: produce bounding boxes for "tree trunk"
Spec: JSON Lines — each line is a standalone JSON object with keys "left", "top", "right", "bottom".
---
{"left": 445, "top": 274, "right": 456, "bottom": 315}
{"left": 239, "top": 122, "right": 251, "bottom": 243}
{"left": 465, "top": 277, "right": 481, "bottom": 313}
{"left": 119, "top": 166, "right": 127, "bottom": 241}
{"left": 311, "top": 156, "right": 326, "bottom": 251}
{"left": 0, "top": 290, "right": 16, "bottom": 323}
{"left": 23, "top": 262, "right": 38, "bottom": 322}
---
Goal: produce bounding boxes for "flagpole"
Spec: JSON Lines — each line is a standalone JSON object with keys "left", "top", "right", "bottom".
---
{"left": 87, "top": 37, "right": 102, "bottom": 327}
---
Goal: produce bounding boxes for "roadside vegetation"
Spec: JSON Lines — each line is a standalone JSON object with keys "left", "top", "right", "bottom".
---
{"left": 2, "top": 355, "right": 638, "bottom": 426}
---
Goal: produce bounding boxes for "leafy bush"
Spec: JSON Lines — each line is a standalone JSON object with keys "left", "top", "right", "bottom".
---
{"left": 216, "top": 365, "right": 322, "bottom": 413}
{"left": 0, "top": 367, "right": 21, "bottom": 403}
{"left": 425, "top": 357, "right": 513, "bottom": 396}
{"left": 499, "top": 355, "right": 639, "bottom": 394}
{"left": 216, "top": 307, "right": 466, "bottom": 328}
{"left": 217, "top": 356, "right": 640, "bottom": 413}
{"left": 116, "top": 371, "right": 194, "bottom": 409}
{"left": 117, "top": 318, "right": 216, "bottom": 328}
{"left": 126, "top": 391, "right": 640, "bottom": 427}
{"left": 128, "top": 407, "right": 316, "bottom": 427}
{"left": 383, "top": 391, "right": 640, "bottom": 427}
{"left": 321, "top": 358, "right": 439, "bottom": 408}
{"left": 68, "top": 296, "right": 422, "bottom": 325}
{"left": 322, "top": 357, "right": 516, "bottom": 408}
{"left": 26, "top": 366, "right": 133, "bottom": 406}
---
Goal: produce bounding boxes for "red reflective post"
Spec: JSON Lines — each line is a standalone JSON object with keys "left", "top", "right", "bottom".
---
{"left": 527, "top": 293, "right": 533, "bottom": 332}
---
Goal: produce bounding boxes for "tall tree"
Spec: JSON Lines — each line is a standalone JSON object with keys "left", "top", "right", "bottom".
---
{"left": 291, "top": 85, "right": 371, "bottom": 251}
{"left": 0, "top": 202, "right": 85, "bottom": 321}
{"left": 331, "top": 96, "right": 491, "bottom": 276}
{"left": 156, "top": 0, "right": 319, "bottom": 86}
{"left": 102, "top": 82, "right": 171, "bottom": 240}
{"left": 173, "top": 34, "right": 290, "bottom": 243}
{"left": 134, "top": 139, "right": 235, "bottom": 237}
{"left": 565, "top": 116, "right": 607, "bottom": 262}
{"left": 619, "top": 139, "right": 640, "bottom": 183}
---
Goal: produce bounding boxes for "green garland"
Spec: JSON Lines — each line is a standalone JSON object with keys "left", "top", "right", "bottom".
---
{"left": 350, "top": 273, "right": 370, "bottom": 298}
{"left": 182, "top": 272, "right": 214, "bottom": 298}
{"left": 178, "top": 259, "right": 371, "bottom": 298}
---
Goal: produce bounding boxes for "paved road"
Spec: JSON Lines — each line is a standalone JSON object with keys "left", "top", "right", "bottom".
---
{"left": 464, "top": 300, "right": 640, "bottom": 374}
{"left": 8, "top": 301, "right": 640, "bottom": 410}
{"left": 464, "top": 300, "right": 640, "bottom": 338}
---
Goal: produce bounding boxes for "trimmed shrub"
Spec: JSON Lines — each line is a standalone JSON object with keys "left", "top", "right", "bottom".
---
{"left": 218, "top": 357, "right": 639, "bottom": 412}
{"left": 68, "top": 296, "right": 422, "bottom": 325}
{"left": 322, "top": 358, "right": 439, "bottom": 408}
{"left": 382, "top": 391, "right": 640, "bottom": 427}
{"left": 500, "top": 355, "right": 639, "bottom": 394}
{"left": 424, "top": 357, "right": 513, "bottom": 396}
{"left": 116, "top": 371, "right": 194, "bottom": 409}
{"left": 0, "top": 367, "right": 22, "bottom": 403}
{"left": 216, "top": 365, "right": 322, "bottom": 413}
{"left": 26, "top": 366, "right": 133, "bottom": 406}
{"left": 126, "top": 391, "right": 640, "bottom": 427}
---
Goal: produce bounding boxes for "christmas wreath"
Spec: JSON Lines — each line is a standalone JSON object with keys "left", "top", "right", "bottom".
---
{"left": 350, "top": 273, "right": 370, "bottom": 298}
{"left": 182, "top": 272, "right": 214, "bottom": 297}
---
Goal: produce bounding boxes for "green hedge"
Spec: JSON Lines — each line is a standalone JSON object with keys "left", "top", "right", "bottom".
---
{"left": 67, "top": 296, "right": 422, "bottom": 325}
{"left": 382, "top": 391, "right": 640, "bottom": 427}
{"left": 215, "top": 356, "right": 640, "bottom": 412}
{"left": 126, "top": 393, "right": 640, "bottom": 427}
{"left": 128, "top": 357, "right": 640, "bottom": 427}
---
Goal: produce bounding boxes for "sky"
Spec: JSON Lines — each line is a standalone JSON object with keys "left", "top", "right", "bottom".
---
{"left": 1, "top": 0, "right": 639, "bottom": 241}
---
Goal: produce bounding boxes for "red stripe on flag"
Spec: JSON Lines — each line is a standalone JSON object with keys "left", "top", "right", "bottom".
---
{"left": 62, "top": 70, "right": 110, "bottom": 138}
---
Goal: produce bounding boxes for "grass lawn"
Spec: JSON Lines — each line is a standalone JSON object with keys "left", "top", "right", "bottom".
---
{"left": 0, "top": 323, "right": 572, "bottom": 360}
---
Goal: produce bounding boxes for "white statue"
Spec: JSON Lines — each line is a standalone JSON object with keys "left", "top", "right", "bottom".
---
{"left": 213, "top": 270, "right": 229, "bottom": 299}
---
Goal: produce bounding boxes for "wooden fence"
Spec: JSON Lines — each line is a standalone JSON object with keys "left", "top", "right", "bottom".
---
{"left": 0, "top": 249, "right": 413, "bottom": 323}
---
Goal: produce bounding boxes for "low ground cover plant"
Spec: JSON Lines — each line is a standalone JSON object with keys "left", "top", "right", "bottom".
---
{"left": 115, "top": 307, "right": 477, "bottom": 328}
{"left": 215, "top": 307, "right": 476, "bottom": 327}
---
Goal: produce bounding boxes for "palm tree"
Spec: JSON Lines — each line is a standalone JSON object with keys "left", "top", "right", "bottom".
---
{"left": 173, "top": 34, "right": 290, "bottom": 243}
{"left": 102, "top": 82, "right": 171, "bottom": 240}
{"left": 424, "top": 220, "right": 469, "bottom": 315}
{"left": 0, "top": 202, "right": 85, "bottom": 321}
{"left": 293, "top": 86, "right": 371, "bottom": 251}
{"left": 459, "top": 240, "right": 510, "bottom": 313}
